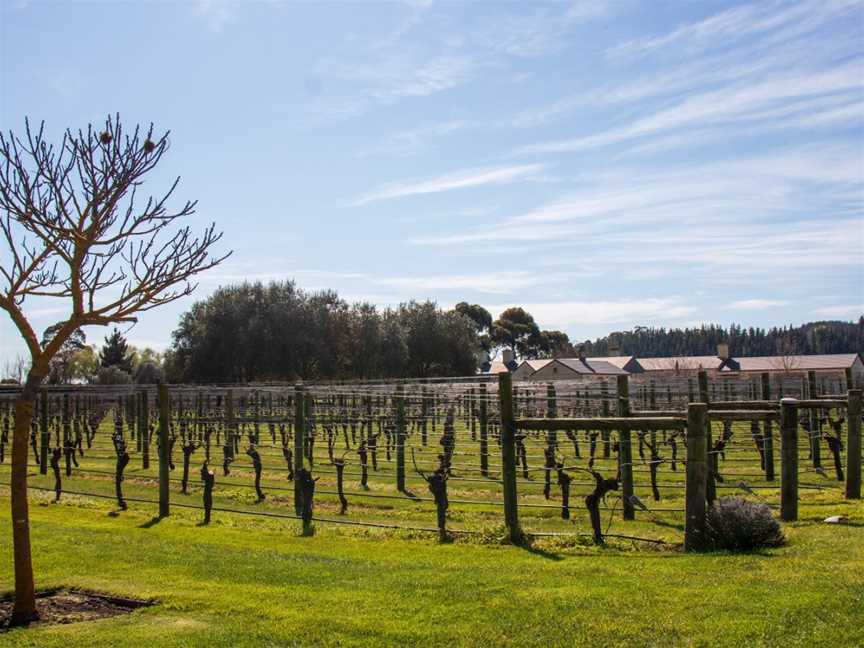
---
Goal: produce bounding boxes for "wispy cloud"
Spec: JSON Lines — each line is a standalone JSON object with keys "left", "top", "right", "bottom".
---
{"left": 355, "top": 120, "right": 467, "bottom": 158}
{"left": 353, "top": 163, "right": 546, "bottom": 205}
{"left": 812, "top": 304, "right": 864, "bottom": 318}
{"left": 515, "top": 61, "right": 863, "bottom": 156}
{"left": 193, "top": 0, "right": 235, "bottom": 33}
{"left": 483, "top": 298, "right": 697, "bottom": 329}
{"left": 729, "top": 299, "right": 791, "bottom": 309}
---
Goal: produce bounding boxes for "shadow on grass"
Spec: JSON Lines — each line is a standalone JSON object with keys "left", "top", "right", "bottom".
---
{"left": 138, "top": 516, "right": 164, "bottom": 529}
{"left": 515, "top": 538, "right": 565, "bottom": 561}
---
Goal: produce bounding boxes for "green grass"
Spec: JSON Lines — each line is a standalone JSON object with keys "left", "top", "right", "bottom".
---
{"left": 0, "top": 487, "right": 862, "bottom": 647}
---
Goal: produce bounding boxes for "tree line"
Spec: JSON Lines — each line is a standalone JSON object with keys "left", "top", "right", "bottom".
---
{"left": 163, "top": 281, "right": 481, "bottom": 382}
{"left": 580, "top": 319, "right": 864, "bottom": 358}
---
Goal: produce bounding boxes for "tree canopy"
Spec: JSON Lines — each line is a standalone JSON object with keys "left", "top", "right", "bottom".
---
{"left": 165, "top": 281, "right": 479, "bottom": 382}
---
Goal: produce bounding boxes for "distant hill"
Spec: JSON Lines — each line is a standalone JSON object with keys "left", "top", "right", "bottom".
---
{"left": 579, "top": 319, "right": 864, "bottom": 358}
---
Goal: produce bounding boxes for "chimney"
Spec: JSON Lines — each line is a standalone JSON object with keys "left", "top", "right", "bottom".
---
{"left": 502, "top": 348, "right": 515, "bottom": 367}
{"left": 717, "top": 342, "right": 729, "bottom": 360}
{"left": 608, "top": 341, "right": 621, "bottom": 357}
{"left": 577, "top": 345, "right": 587, "bottom": 361}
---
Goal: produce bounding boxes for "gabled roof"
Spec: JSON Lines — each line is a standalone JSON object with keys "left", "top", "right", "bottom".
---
{"left": 589, "top": 356, "right": 636, "bottom": 370}
{"left": 721, "top": 353, "right": 861, "bottom": 372}
{"left": 636, "top": 356, "right": 723, "bottom": 372}
{"left": 556, "top": 357, "right": 628, "bottom": 375}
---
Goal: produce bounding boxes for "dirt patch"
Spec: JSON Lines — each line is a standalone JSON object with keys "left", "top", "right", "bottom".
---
{"left": 0, "top": 588, "right": 155, "bottom": 631}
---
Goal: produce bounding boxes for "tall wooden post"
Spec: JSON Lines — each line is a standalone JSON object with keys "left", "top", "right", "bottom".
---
{"left": 698, "top": 370, "right": 716, "bottom": 503}
{"left": 420, "top": 386, "right": 428, "bottom": 446}
{"left": 139, "top": 390, "right": 150, "bottom": 470}
{"left": 158, "top": 383, "right": 171, "bottom": 518}
{"left": 39, "top": 390, "right": 49, "bottom": 475}
{"left": 294, "top": 385, "right": 305, "bottom": 516}
{"left": 546, "top": 383, "right": 557, "bottom": 447}
{"left": 807, "top": 370, "right": 821, "bottom": 469}
{"left": 395, "top": 385, "right": 406, "bottom": 492}
{"left": 761, "top": 372, "right": 775, "bottom": 481}
{"left": 498, "top": 372, "right": 522, "bottom": 543}
{"left": 685, "top": 403, "right": 708, "bottom": 551}
{"left": 617, "top": 374, "right": 634, "bottom": 520}
{"left": 846, "top": 389, "right": 862, "bottom": 499}
{"left": 601, "top": 380, "right": 611, "bottom": 458}
{"left": 479, "top": 383, "right": 489, "bottom": 477}
{"left": 780, "top": 398, "right": 799, "bottom": 522}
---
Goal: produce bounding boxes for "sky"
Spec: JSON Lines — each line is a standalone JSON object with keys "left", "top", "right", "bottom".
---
{"left": 0, "top": 0, "right": 862, "bottom": 365}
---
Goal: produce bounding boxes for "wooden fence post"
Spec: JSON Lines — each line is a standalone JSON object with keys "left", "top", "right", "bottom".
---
{"left": 395, "top": 385, "right": 406, "bottom": 492}
{"left": 479, "top": 383, "right": 488, "bottom": 477}
{"left": 294, "top": 385, "right": 305, "bottom": 516}
{"left": 601, "top": 380, "right": 611, "bottom": 458}
{"left": 780, "top": 398, "right": 798, "bottom": 521}
{"left": 158, "top": 383, "right": 170, "bottom": 518}
{"left": 761, "top": 372, "right": 775, "bottom": 481}
{"left": 616, "top": 374, "right": 634, "bottom": 520}
{"left": 140, "top": 389, "right": 150, "bottom": 470}
{"left": 546, "top": 383, "right": 557, "bottom": 447}
{"left": 685, "top": 402, "right": 708, "bottom": 551}
{"left": 846, "top": 389, "right": 861, "bottom": 499}
{"left": 807, "top": 370, "right": 821, "bottom": 469}
{"left": 39, "top": 389, "right": 49, "bottom": 475}
{"left": 698, "top": 370, "right": 716, "bottom": 504}
{"left": 498, "top": 372, "right": 522, "bottom": 543}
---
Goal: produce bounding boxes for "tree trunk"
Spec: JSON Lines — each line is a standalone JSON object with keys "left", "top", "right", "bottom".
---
{"left": 11, "top": 383, "right": 38, "bottom": 625}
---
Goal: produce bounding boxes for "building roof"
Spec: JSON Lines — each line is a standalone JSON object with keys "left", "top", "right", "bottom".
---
{"left": 556, "top": 358, "right": 629, "bottom": 375}
{"left": 720, "top": 353, "right": 861, "bottom": 372}
{"left": 589, "top": 356, "right": 638, "bottom": 370}
{"left": 636, "top": 356, "right": 723, "bottom": 372}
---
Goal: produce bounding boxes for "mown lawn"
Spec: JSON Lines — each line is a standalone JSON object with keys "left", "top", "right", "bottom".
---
{"left": 0, "top": 488, "right": 861, "bottom": 647}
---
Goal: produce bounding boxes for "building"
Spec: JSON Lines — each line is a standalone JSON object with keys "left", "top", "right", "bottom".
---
{"left": 489, "top": 345, "right": 863, "bottom": 384}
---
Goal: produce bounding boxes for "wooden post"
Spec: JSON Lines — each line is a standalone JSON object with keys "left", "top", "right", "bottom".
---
{"left": 761, "top": 372, "right": 775, "bottom": 481}
{"left": 395, "top": 385, "right": 406, "bottom": 492}
{"left": 846, "top": 389, "right": 862, "bottom": 499}
{"left": 546, "top": 383, "right": 557, "bottom": 447}
{"left": 780, "top": 398, "right": 798, "bottom": 522}
{"left": 479, "top": 383, "right": 489, "bottom": 477}
{"left": 844, "top": 367, "right": 854, "bottom": 390}
{"left": 807, "top": 370, "right": 821, "bottom": 469}
{"left": 685, "top": 403, "right": 708, "bottom": 552}
{"left": 498, "top": 372, "right": 522, "bottom": 543}
{"left": 39, "top": 389, "right": 48, "bottom": 475}
{"left": 139, "top": 390, "right": 150, "bottom": 470}
{"left": 601, "top": 380, "right": 611, "bottom": 458}
{"left": 158, "top": 383, "right": 170, "bottom": 518}
{"left": 698, "top": 370, "right": 716, "bottom": 504}
{"left": 420, "top": 386, "right": 428, "bottom": 446}
{"left": 617, "top": 375, "right": 634, "bottom": 520}
{"left": 294, "top": 385, "right": 305, "bottom": 516}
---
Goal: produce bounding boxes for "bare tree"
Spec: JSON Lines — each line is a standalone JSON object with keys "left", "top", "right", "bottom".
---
{"left": 0, "top": 115, "right": 229, "bottom": 625}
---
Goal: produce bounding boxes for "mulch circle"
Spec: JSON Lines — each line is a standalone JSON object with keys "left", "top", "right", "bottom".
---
{"left": 0, "top": 588, "right": 155, "bottom": 631}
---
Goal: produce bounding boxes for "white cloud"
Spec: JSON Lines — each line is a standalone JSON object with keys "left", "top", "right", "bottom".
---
{"left": 193, "top": 0, "right": 235, "bottom": 33}
{"left": 355, "top": 120, "right": 467, "bottom": 158}
{"left": 813, "top": 304, "right": 864, "bottom": 318}
{"left": 728, "top": 299, "right": 790, "bottom": 309}
{"left": 483, "top": 298, "right": 697, "bottom": 329}
{"left": 353, "top": 163, "right": 546, "bottom": 205}
{"left": 516, "top": 61, "right": 864, "bottom": 156}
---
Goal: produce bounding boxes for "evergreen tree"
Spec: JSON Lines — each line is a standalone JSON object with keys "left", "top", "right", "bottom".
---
{"left": 99, "top": 328, "right": 133, "bottom": 373}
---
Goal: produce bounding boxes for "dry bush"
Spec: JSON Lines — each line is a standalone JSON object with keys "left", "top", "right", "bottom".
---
{"left": 706, "top": 496, "right": 786, "bottom": 551}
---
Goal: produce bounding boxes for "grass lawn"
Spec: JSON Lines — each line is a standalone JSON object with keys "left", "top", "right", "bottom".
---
{"left": 0, "top": 487, "right": 862, "bottom": 647}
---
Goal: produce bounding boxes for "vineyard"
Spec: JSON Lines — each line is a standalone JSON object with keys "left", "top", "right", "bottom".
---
{"left": 1, "top": 370, "right": 859, "bottom": 547}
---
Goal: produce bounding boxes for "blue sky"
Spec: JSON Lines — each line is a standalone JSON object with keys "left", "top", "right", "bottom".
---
{"left": 0, "top": 0, "right": 862, "bottom": 364}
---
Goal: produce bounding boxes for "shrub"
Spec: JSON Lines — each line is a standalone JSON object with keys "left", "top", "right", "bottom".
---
{"left": 706, "top": 496, "right": 785, "bottom": 551}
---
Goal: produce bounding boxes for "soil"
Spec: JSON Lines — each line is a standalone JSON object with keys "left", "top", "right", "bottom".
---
{"left": 0, "top": 588, "right": 154, "bottom": 631}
